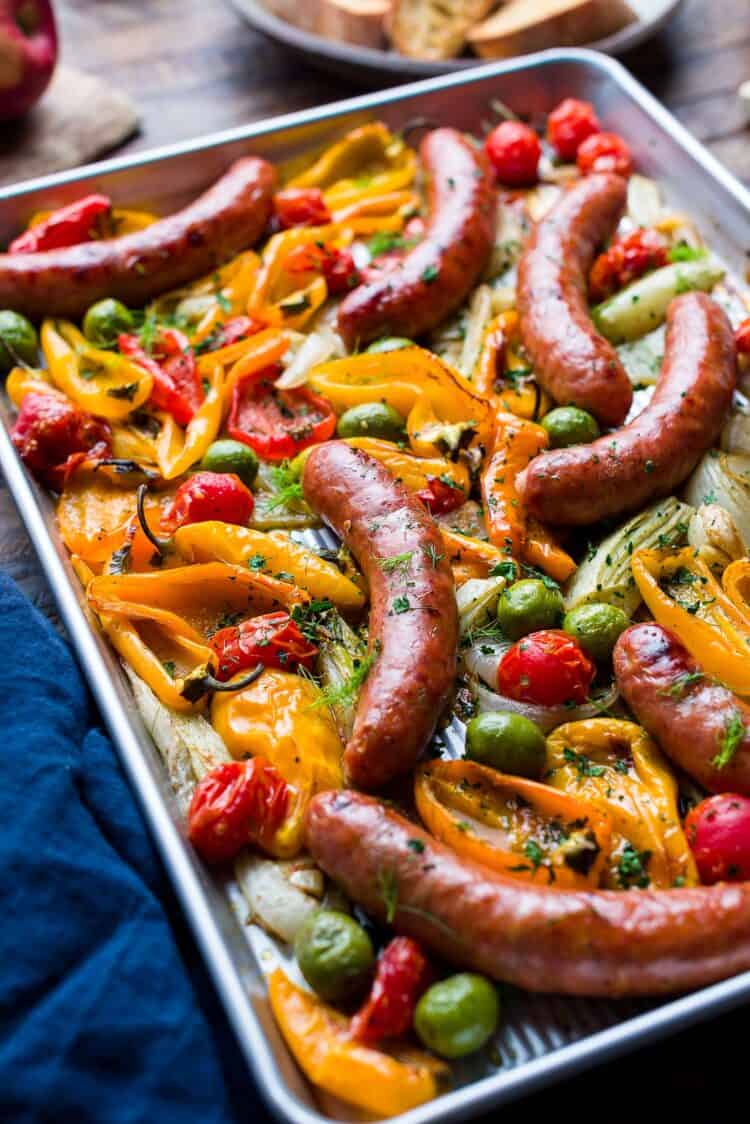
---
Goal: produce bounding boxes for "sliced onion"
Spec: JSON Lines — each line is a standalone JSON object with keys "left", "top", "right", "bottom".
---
{"left": 472, "top": 680, "right": 619, "bottom": 733}
{"left": 275, "top": 327, "right": 343, "bottom": 389}
{"left": 463, "top": 639, "right": 510, "bottom": 687}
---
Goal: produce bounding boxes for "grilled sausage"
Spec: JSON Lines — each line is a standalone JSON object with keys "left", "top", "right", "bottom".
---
{"left": 306, "top": 789, "right": 750, "bottom": 998}
{"left": 517, "top": 172, "right": 632, "bottom": 427}
{"left": 518, "top": 292, "right": 736, "bottom": 526}
{"left": 0, "top": 157, "right": 277, "bottom": 321}
{"left": 336, "top": 128, "right": 495, "bottom": 349}
{"left": 614, "top": 622, "right": 750, "bottom": 796}
{"left": 302, "top": 441, "right": 457, "bottom": 791}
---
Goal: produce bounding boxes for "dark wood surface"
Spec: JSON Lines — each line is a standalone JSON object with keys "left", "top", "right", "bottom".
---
{"left": 3, "top": 0, "right": 750, "bottom": 1118}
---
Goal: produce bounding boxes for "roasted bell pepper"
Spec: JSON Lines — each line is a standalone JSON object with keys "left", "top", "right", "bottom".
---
{"left": 481, "top": 411, "right": 542, "bottom": 557}
{"left": 351, "top": 937, "right": 431, "bottom": 1045}
{"left": 211, "top": 668, "right": 343, "bottom": 856}
{"left": 545, "top": 719, "right": 698, "bottom": 889}
{"left": 149, "top": 250, "right": 262, "bottom": 344}
{"left": 41, "top": 320, "right": 153, "bottom": 421}
{"left": 217, "top": 328, "right": 293, "bottom": 411}
{"left": 119, "top": 328, "right": 204, "bottom": 426}
{"left": 11, "top": 392, "right": 112, "bottom": 491}
{"left": 414, "top": 759, "right": 612, "bottom": 889}
{"left": 267, "top": 969, "right": 446, "bottom": 1117}
{"left": 57, "top": 471, "right": 151, "bottom": 566}
{"left": 337, "top": 437, "right": 470, "bottom": 496}
{"left": 172, "top": 521, "right": 365, "bottom": 611}
{"left": 154, "top": 362, "right": 224, "bottom": 480}
{"left": 473, "top": 310, "right": 550, "bottom": 421}
{"left": 10, "top": 195, "right": 112, "bottom": 254}
{"left": 249, "top": 225, "right": 344, "bottom": 329}
{"left": 406, "top": 394, "right": 479, "bottom": 461}
{"left": 288, "top": 122, "right": 417, "bottom": 208}
{"left": 439, "top": 527, "right": 505, "bottom": 586}
{"left": 6, "top": 365, "right": 57, "bottom": 407}
{"left": 228, "top": 365, "right": 337, "bottom": 462}
{"left": 632, "top": 547, "right": 750, "bottom": 696}
{"left": 308, "top": 347, "right": 492, "bottom": 444}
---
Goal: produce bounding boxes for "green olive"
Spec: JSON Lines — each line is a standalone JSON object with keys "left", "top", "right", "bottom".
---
{"left": 294, "top": 910, "right": 374, "bottom": 1003}
{"left": 201, "top": 439, "right": 259, "bottom": 488}
{"left": 0, "top": 310, "right": 38, "bottom": 374}
{"left": 414, "top": 974, "right": 500, "bottom": 1059}
{"left": 366, "top": 337, "right": 414, "bottom": 354}
{"left": 82, "top": 298, "right": 135, "bottom": 347}
{"left": 496, "top": 578, "right": 564, "bottom": 641}
{"left": 541, "top": 406, "right": 600, "bottom": 449}
{"left": 465, "top": 712, "right": 546, "bottom": 778}
{"left": 337, "top": 402, "right": 406, "bottom": 441}
{"left": 563, "top": 602, "right": 629, "bottom": 662}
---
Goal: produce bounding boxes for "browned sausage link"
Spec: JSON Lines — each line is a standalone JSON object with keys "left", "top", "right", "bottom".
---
{"left": 517, "top": 172, "right": 632, "bottom": 427}
{"left": 302, "top": 441, "right": 457, "bottom": 791}
{"left": 0, "top": 157, "right": 277, "bottom": 321}
{"left": 518, "top": 292, "right": 736, "bottom": 526}
{"left": 306, "top": 789, "right": 750, "bottom": 998}
{"left": 336, "top": 128, "right": 495, "bottom": 349}
{"left": 614, "top": 622, "right": 750, "bottom": 796}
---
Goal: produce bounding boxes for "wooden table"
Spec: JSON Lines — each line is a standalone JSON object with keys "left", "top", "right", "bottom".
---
{"left": 3, "top": 0, "right": 750, "bottom": 1117}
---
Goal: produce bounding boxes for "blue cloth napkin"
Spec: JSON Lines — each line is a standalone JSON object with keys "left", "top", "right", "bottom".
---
{"left": 0, "top": 569, "right": 266, "bottom": 1124}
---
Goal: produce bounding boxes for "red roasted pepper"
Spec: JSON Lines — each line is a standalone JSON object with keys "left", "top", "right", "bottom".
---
{"left": 9, "top": 194, "right": 112, "bottom": 254}
{"left": 416, "top": 476, "right": 466, "bottom": 516}
{"left": 188, "top": 758, "right": 290, "bottom": 863}
{"left": 206, "top": 315, "right": 266, "bottom": 350}
{"left": 273, "top": 188, "right": 332, "bottom": 230}
{"left": 589, "top": 228, "right": 669, "bottom": 302}
{"left": 119, "top": 328, "right": 204, "bottom": 426}
{"left": 351, "top": 937, "right": 431, "bottom": 1045}
{"left": 228, "top": 365, "right": 337, "bottom": 461}
{"left": 210, "top": 611, "right": 318, "bottom": 680}
{"left": 11, "top": 391, "right": 111, "bottom": 490}
{"left": 161, "top": 471, "right": 255, "bottom": 533}
{"left": 285, "top": 242, "right": 360, "bottom": 294}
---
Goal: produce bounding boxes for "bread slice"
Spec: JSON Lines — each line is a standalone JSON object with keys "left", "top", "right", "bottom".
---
{"left": 389, "top": 0, "right": 500, "bottom": 61}
{"left": 468, "top": 0, "right": 635, "bottom": 58}
{"left": 263, "top": 0, "right": 391, "bottom": 48}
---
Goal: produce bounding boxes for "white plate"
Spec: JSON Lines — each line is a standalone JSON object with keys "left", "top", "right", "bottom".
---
{"left": 230, "top": 0, "right": 685, "bottom": 84}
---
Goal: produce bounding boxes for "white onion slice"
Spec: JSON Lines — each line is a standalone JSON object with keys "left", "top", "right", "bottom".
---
{"left": 463, "top": 639, "right": 511, "bottom": 687}
{"left": 472, "top": 681, "right": 619, "bottom": 733}
{"left": 275, "top": 327, "right": 343, "bottom": 389}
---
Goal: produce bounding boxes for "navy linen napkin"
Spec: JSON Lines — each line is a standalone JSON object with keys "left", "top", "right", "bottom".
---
{"left": 0, "top": 569, "right": 263, "bottom": 1124}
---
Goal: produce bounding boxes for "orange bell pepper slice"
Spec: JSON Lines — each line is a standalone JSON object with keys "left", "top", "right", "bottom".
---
{"left": 268, "top": 969, "right": 446, "bottom": 1117}
{"left": 415, "top": 759, "right": 612, "bottom": 889}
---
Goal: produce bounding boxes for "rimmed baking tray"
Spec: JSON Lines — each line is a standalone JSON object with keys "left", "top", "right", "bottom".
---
{"left": 2, "top": 48, "right": 750, "bottom": 1124}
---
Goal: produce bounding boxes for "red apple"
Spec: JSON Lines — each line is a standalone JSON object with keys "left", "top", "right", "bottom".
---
{"left": 0, "top": 0, "right": 57, "bottom": 122}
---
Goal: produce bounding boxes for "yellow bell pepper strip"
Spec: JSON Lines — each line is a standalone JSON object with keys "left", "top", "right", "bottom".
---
{"left": 41, "top": 320, "right": 153, "bottom": 421}
{"left": 148, "top": 250, "right": 262, "bottom": 334}
{"left": 288, "top": 122, "right": 417, "bottom": 203}
{"left": 414, "top": 760, "right": 612, "bottom": 889}
{"left": 99, "top": 613, "right": 214, "bottom": 713}
{"left": 211, "top": 669, "right": 342, "bottom": 857}
{"left": 722, "top": 559, "right": 750, "bottom": 619}
{"left": 219, "top": 329, "right": 293, "bottom": 412}
{"left": 156, "top": 362, "right": 223, "bottom": 480}
{"left": 440, "top": 527, "right": 506, "bottom": 586}
{"left": 249, "top": 225, "right": 349, "bottom": 329}
{"left": 267, "top": 969, "right": 446, "bottom": 1117}
{"left": 473, "top": 310, "right": 550, "bottom": 421}
{"left": 406, "top": 395, "right": 479, "bottom": 461}
{"left": 57, "top": 473, "right": 145, "bottom": 566}
{"left": 308, "top": 347, "right": 492, "bottom": 444}
{"left": 545, "top": 719, "right": 698, "bottom": 889}
{"left": 6, "top": 365, "right": 57, "bottom": 407}
{"left": 172, "top": 521, "right": 366, "bottom": 612}
{"left": 480, "top": 411, "right": 547, "bottom": 560}
{"left": 523, "top": 519, "right": 577, "bottom": 584}
{"left": 339, "top": 436, "right": 470, "bottom": 495}
{"left": 632, "top": 547, "right": 750, "bottom": 696}
{"left": 330, "top": 189, "right": 420, "bottom": 227}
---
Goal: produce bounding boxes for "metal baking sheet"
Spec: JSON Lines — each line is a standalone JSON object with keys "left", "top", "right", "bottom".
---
{"left": 2, "top": 48, "right": 750, "bottom": 1124}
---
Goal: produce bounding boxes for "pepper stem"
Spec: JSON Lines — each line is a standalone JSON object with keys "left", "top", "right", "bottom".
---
{"left": 136, "top": 483, "right": 171, "bottom": 556}
{"left": 180, "top": 662, "right": 264, "bottom": 703}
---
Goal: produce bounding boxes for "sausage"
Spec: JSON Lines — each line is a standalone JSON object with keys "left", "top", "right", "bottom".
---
{"left": 517, "top": 172, "right": 632, "bottom": 427}
{"left": 306, "top": 789, "right": 750, "bottom": 997}
{"left": 518, "top": 292, "right": 736, "bottom": 526}
{"left": 614, "top": 622, "right": 750, "bottom": 797}
{"left": 302, "top": 441, "right": 457, "bottom": 791}
{"left": 0, "top": 157, "right": 277, "bottom": 321}
{"left": 336, "top": 128, "right": 495, "bottom": 349}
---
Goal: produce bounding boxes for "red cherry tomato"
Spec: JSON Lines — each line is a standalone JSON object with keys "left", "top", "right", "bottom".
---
{"left": 9, "top": 194, "right": 112, "bottom": 254}
{"left": 161, "top": 471, "right": 254, "bottom": 533}
{"left": 11, "top": 391, "right": 111, "bottom": 490}
{"left": 284, "top": 242, "right": 360, "bottom": 294}
{"left": 227, "top": 364, "right": 337, "bottom": 461}
{"left": 210, "top": 611, "right": 318, "bottom": 681}
{"left": 350, "top": 937, "right": 431, "bottom": 1045}
{"left": 119, "top": 328, "right": 204, "bottom": 427}
{"left": 188, "top": 759, "right": 290, "bottom": 864}
{"left": 735, "top": 318, "right": 750, "bottom": 356}
{"left": 685, "top": 794, "right": 750, "bottom": 883}
{"left": 546, "top": 98, "right": 601, "bottom": 162}
{"left": 416, "top": 476, "right": 466, "bottom": 516}
{"left": 484, "top": 121, "right": 541, "bottom": 187}
{"left": 588, "top": 228, "right": 669, "bottom": 303}
{"left": 497, "top": 629, "right": 595, "bottom": 707}
{"left": 577, "top": 132, "right": 633, "bottom": 177}
{"left": 208, "top": 315, "right": 266, "bottom": 350}
{"left": 273, "top": 188, "right": 332, "bottom": 230}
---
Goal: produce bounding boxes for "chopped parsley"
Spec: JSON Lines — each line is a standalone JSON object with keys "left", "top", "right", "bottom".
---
{"left": 107, "top": 382, "right": 139, "bottom": 401}
{"left": 161, "top": 660, "right": 177, "bottom": 679}
{"left": 378, "top": 551, "right": 414, "bottom": 573}
{"left": 563, "top": 747, "right": 607, "bottom": 780}
{"left": 422, "top": 543, "right": 444, "bottom": 569}
{"left": 367, "top": 231, "right": 407, "bottom": 257}
{"left": 421, "top": 264, "right": 439, "bottom": 284}
{"left": 712, "top": 709, "right": 746, "bottom": 769}
{"left": 407, "top": 838, "right": 425, "bottom": 854}
{"left": 312, "top": 640, "right": 381, "bottom": 711}
{"left": 247, "top": 553, "right": 267, "bottom": 571}
{"left": 377, "top": 866, "right": 399, "bottom": 923}
{"left": 290, "top": 598, "right": 336, "bottom": 644}
{"left": 661, "top": 670, "right": 704, "bottom": 698}
{"left": 668, "top": 242, "right": 707, "bottom": 263}
{"left": 392, "top": 595, "right": 411, "bottom": 614}
{"left": 616, "top": 844, "right": 651, "bottom": 890}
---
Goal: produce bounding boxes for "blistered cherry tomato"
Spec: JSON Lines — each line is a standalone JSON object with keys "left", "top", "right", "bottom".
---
{"left": 588, "top": 228, "right": 669, "bottom": 302}
{"left": 9, "top": 194, "right": 112, "bottom": 254}
{"left": 497, "top": 629, "right": 595, "bottom": 707}
{"left": 685, "top": 794, "right": 750, "bottom": 883}
{"left": 11, "top": 391, "right": 111, "bottom": 490}
{"left": 161, "top": 471, "right": 254, "bottom": 532}
{"left": 416, "top": 476, "right": 466, "bottom": 516}
{"left": 188, "top": 759, "right": 289, "bottom": 863}
{"left": 209, "top": 315, "right": 266, "bottom": 350}
{"left": 735, "top": 318, "right": 750, "bottom": 356}
{"left": 119, "top": 328, "right": 204, "bottom": 427}
{"left": 350, "top": 937, "right": 431, "bottom": 1045}
{"left": 285, "top": 242, "right": 360, "bottom": 294}
{"left": 484, "top": 121, "right": 541, "bottom": 187}
{"left": 577, "top": 132, "right": 633, "bottom": 177}
{"left": 210, "top": 611, "right": 318, "bottom": 680}
{"left": 273, "top": 188, "right": 332, "bottom": 230}
{"left": 546, "top": 98, "right": 601, "bottom": 162}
